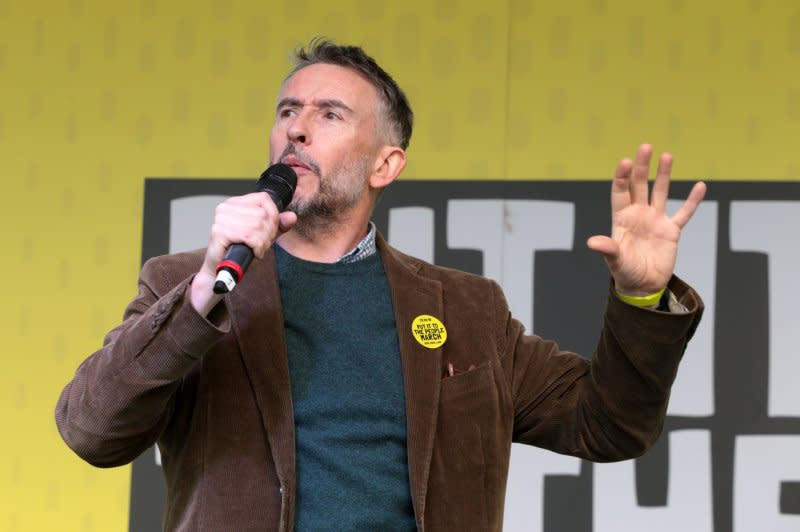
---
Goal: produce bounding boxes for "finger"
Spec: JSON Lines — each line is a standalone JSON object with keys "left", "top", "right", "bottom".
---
{"left": 225, "top": 192, "right": 274, "bottom": 207}
{"left": 670, "top": 181, "right": 707, "bottom": 228}
{"left": 611, "top": 158, "right": 634, "bottom": 214}
{"left": 212, "top": 222, "right": 266, "bottom": 253}
{"left": 213, "top": 205, "right": 279, "bottom": 253}
{"left": 236, "top": 225, "right": 275, "bottom": 259}
{"left": 278, "top": 211, "right": 298, "bottom": 234}
{"left": 259, "top": 192, "right": 282, "bottom": 215}
{"left": 586, "top": 235, "right": 620, "bottom": 260}
{"left": 217, "top": 193, "right": 279, "bottom": 221}
{"left": 630, "top": 143, "right": 652, "bottom": 205}
{"left": 222, "top": 194, "right": 280, "bottom": 225}
{"left": 215, "top": 206, "right": 273, "bottom": 231}
{"left": 650, "top": 152, "right": 672, "bottom": 213}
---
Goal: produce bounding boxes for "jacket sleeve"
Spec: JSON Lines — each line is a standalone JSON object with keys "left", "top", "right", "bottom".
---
{"left": 500, "top": 275, "right": 703, "bottom": 462}
{"left": 55, "top": 255, "right": 230, "bottom": 467}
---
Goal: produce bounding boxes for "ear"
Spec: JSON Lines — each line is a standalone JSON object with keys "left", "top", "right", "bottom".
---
{"left": 369, "top": 145, "right": 407, "bottom": 191}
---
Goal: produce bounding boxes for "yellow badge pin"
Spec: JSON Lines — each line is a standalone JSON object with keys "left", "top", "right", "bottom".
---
{"left": 411, "top": 314, "right": 447, "bottom": 349}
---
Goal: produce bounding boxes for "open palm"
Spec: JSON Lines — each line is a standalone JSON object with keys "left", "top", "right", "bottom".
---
{"left": 587, "top": 144, "right": 707, "bottom": 296}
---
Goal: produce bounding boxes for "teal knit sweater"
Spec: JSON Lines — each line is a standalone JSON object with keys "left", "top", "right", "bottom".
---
{"left": 275, "top": 245, "right": 416, "bottom": 531}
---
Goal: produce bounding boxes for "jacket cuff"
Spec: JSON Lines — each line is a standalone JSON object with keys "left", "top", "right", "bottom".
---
{"left": 133, "top": 278, "right": 230, "bottom": 381}
{"left": 606, "top": 275, "right": 704, "bottom": 345}
{"left": 165, "top": 280, "right": 231, "bottom": 358}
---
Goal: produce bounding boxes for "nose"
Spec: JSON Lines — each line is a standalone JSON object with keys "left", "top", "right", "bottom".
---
{"left": 287, "top": 112, "right": 309, "bottom": 145}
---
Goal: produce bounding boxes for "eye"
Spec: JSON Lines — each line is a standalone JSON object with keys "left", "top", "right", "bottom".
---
{"left": 324, "top": 111, "right": 341, "bottom": 121}
{"left": 279, "top": 108, "right": 296, "bottom": 118}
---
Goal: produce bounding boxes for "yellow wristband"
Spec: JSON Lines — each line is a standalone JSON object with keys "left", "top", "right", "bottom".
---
{"left": 615, "top": 287, "right": 666, "bottom": 308}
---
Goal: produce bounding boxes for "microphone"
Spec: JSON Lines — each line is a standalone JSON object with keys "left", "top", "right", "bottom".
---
{"left": 213, "top": 163, "right": 297, "bottom": 294}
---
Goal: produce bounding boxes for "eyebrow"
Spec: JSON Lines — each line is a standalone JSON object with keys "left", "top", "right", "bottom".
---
{"left": 276, "top": 97, "right": 354, "bottom": 115}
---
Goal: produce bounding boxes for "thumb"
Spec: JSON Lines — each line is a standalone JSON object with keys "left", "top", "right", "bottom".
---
{"left": 278, "top": 211, "right": 298, "bottom": 234}
{"left": 586, "top": 235, "right": 620, "bottom": 260}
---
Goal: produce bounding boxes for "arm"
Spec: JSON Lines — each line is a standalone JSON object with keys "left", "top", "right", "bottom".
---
{"left": 55, "top": 256, "right": 229, "bottom": 467}
{"left": 55, "top": 191, "right": 295, "bottom": 467}
{"left": 506, "top": 144, "right": 706, "bottom": 460}
{"left": 502, "top": 276, "right": 703, "bottom": 461}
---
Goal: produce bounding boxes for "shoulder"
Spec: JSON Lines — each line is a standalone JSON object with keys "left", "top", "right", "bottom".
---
{"left": 378, "top": 236, "right": 501, "bottom": 296}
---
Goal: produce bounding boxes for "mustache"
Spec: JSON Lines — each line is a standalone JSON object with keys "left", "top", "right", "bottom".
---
{"left": 277, "top": 144, "right": 321, "bottom": 176}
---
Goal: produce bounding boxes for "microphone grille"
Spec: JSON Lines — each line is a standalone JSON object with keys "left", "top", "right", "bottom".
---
{"left": 262, "top": 163, "right": 297, "bottom": 188}
{"left": 257, "top": 163, "right": 297, "bottom": 211}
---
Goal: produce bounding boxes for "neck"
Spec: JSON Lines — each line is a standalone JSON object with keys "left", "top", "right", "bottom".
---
{"left": 277, "top": 208, "right": 371, "bottom": 263}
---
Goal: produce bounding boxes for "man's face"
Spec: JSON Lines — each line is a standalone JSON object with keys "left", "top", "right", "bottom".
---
{"left": 269, "top": 63, "right": 382, "bottom": 219}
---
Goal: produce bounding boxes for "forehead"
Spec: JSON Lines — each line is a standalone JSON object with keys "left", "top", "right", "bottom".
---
{"left": 279, "top": 63, "right": 380, "bottom": 110}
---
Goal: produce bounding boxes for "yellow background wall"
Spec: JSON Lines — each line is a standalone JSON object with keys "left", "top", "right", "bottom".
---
{"left": 1, "top": 1, "right": 798, "bottom": 530}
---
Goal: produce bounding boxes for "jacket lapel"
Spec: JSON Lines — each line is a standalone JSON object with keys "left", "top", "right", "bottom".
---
{"left": 226, "top": 250, "right": 296, "bottom": 492}
{"left": 379, "top": 235, "right": 443, "bottom": 526}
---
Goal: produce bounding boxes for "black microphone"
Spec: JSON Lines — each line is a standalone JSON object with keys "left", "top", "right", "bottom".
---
{"left": 213, "top": 163, "right": 297, "bottom": 294}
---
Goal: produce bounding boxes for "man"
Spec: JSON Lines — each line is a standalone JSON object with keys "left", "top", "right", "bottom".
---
{"left": 56, "top": 38, "right": 706, "bottom": 531}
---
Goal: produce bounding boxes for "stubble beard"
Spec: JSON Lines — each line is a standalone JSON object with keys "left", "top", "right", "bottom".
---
{"left": 289, "top": 153, "right": 372, "bottom": 240}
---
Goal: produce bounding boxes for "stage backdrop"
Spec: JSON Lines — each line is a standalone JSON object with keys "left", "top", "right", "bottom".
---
{"left": 125, "top": 178, "right": 800, "bottom": 532}
{"left": 2, "top": 1, "right": 799, "bottom": 531}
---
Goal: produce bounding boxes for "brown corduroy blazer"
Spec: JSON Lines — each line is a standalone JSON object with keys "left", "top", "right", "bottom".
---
{"left": 56, "top": 233, "right": 703, "bottom": 531}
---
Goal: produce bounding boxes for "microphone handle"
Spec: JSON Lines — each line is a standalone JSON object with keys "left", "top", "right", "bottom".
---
{"left": 213, "top": 244, "right": 254, "bottom": 294}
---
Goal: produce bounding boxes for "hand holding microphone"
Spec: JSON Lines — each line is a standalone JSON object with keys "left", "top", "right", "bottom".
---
{"left": 190, "top": 164, "right": 297, "bottom": 316}
{"left": 214, "top": 163, "right": 297, "bottom": 294}
{"left": 213, "top": 164, "right": 297, "bottom": 294}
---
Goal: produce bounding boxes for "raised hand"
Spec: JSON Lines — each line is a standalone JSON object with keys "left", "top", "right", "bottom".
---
{"left": 586, "top": 144, "right": 706, "bottom": 296}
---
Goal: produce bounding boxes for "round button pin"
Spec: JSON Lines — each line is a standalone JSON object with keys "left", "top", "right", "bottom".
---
{"left": 411, "top": 314, "right": 447, "bottom": 349}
